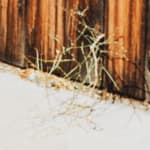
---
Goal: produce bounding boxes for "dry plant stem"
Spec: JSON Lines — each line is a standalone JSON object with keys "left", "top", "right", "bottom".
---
{"left": 49, "top": 50, "right": 63, "bottom": 75}
{"left": 35, "top": 48, "right": 40, "bottom": 71}
{"left": 24, "top": 9, "right": 123, "bottom": 96}
{"left": 90, "top": 34, "right": 105, "bottom": 88}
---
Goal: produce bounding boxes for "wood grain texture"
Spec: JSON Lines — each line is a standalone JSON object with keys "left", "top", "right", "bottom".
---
{"left": 107, "top": 0, "right": 146, "bottom": 99}
{"left": 0, "top": 0, "right": 8, "bottom": 58}
{"left": 25, "top": 0, "right": 79, "bottom": 61}
{"left": 146, "top": 0, "right": 150, "bottom": 51}
{"left": 0, "top": 0, "right": 147, "bottom": 100}
{"left": 145, "top": 0, "right": 150, "bottom": 100}
{"left": 0, "top": 0, "right": 25, "bottom": 66}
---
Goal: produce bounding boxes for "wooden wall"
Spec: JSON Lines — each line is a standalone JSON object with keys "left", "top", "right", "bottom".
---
{"left": 106, "top": 0, "right": 146, "bottom": 100}
{"left": 0, "top": 0, "right": 25, "bottom": 66}
{"left": 0, "top": 0, "right": 148, "bottom": 100}
{"left": 145, "top": 0, "right": 150, "bottom": 100}
{"left": 0, "top": 0, "right": 80, "bottom": 66}
{"left": 146, "top": 0, "right": 150, "bottom": 53}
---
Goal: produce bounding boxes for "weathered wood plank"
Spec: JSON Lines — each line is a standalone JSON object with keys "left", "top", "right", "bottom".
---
{"left": 0, "top": 0, "right": 25, "bottom": 66}
{"left": 146, "top": 0, "right": 150, "bottom": 52}
{"left": 5, "top": 0, "right": 25, "bottom": 66}
{"left": 26, "top": 0, "right": 51, "bottom": 59}
{"left": 0, "top": 0, "right": 8, "bottom": 58}
{"left": 145, "top": 0, "right": 150, "bottom": 99}
{"left": 0, "top": 0, "right": 147, "bottom": 100}
{"left": 107, "top": 0, "right": 146, "bottom": 100}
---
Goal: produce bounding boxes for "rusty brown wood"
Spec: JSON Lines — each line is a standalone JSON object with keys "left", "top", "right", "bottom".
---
{"left": 146, "top": 0, "right": 150, "bottom": 52}
{"left": 0, "top": 0, "right": 103, "bottom": 68}
{"left": 26, "top": 0, "right": 55, "bottom": 59}
{"left": 0, "top": 0, "right": 25, "bottom": 66}
{"left": 25, "top": 0, "right": 79, "bottom": 60}
{"left": 0, "top": 0, "right": 8, "bottom": 58}
{"left": 0, "top": 0, "right": 147, "bottom": 100}
{"left": 107, "top": 0, "right": 146, "bottom": 99}
{"left": 145, "top": 0, "right": 150, "bottom": 100}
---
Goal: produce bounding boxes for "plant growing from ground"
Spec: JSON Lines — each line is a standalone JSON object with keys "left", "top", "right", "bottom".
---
{"left": 24, "top": 8, "right": 127, "bottom": 93}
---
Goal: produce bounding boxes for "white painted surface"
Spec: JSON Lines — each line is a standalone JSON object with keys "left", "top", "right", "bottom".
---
{"left": 0, "top": 67, "right": 150, "bottom": 150}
